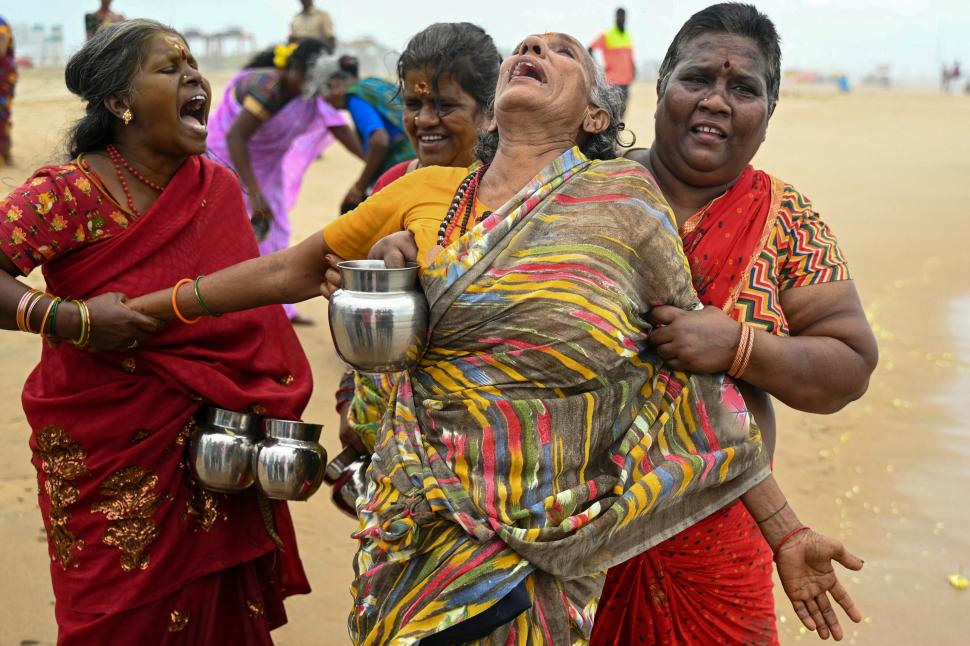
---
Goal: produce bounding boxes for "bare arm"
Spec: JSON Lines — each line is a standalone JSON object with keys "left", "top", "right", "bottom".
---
{"left": 341, "top": 129, "right": 390, "bottom": 212}
{"left": 329, "top": 124, "right": 366, "bottom": 161}
{"left": 226, "top": 110, "right": 263, "bottom": 198}
{"left": 126, "top": 231, "right": 335, "bottom": 321}
{"left": 0, "top": 253, "right": 160, "bottom": 349}
{"left": 741, "top": 475, "right": 864, "bottom": 640}
{"left": 651, "top": 280, "right": 877, "bottom": 413}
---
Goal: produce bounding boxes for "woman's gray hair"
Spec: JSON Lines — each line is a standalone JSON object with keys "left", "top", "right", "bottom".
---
{"left": 305, "top": 54, "right": 341, "bottom": 97}
{"left": 475, "top": 53, "right": 632, "bottom": 165}
{"left": 64, "top": 19, "right": 183, "bottom": 158}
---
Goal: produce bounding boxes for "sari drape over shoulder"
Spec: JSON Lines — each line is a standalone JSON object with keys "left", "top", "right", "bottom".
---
{"left": 349, "top": 149, "right": 770, "bottom": 645}
{"left": 1, "top": 155, "right": 312, "bottom": 634}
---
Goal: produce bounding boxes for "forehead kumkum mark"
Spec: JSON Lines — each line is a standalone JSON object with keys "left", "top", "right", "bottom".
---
{"left": 414, "top": 81, "right": 431, "bottom": 97}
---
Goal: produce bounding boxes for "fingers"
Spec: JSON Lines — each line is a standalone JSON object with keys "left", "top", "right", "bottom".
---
{"left": 647, "top": 305, "right": 684, "bottom": 326}
{"left": 815, "top": 593, "right": 843, "bottom": 640}
{"left": 834, "top": 545, "right": 865, "bottom": 571}
{"left": 793, "top": 600, "right": 817, "bottom": 631}
{"left": 806, "top": 598, "right": 830, "bottom": 639}
{"left": 383, "top": 248, "right": 407, "bottom": 269}
{"left": 649, "top": 324, "right": 674, "bottom": 346}
{"left": 829, "top": 581, "right": 864, "bottom": 623}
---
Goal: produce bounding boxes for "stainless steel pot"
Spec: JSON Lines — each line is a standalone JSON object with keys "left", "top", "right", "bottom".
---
{"left": 324, "top": 446, "right": 371, "bottom": 518}
{"left": 189, "top": 407, "right": 259, "bottom": 493}
{"left": 252, "top": 418, "right": 327, "bottom": 501}
{"left": 328, "top": 260, "right": 429, "bottom": 372}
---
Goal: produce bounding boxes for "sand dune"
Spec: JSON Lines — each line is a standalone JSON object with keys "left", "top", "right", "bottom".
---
{"left": 0, "top": 69, "right": 967, "bottom": 645}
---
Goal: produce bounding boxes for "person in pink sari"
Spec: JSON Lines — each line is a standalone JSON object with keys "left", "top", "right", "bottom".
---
{"left": 206, "top": 39, "right": 363, "bottom": 323}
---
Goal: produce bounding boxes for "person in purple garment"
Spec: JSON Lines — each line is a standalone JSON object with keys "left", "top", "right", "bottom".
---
{"left": 206, "top": 38, "right": 363, "bottom": 323}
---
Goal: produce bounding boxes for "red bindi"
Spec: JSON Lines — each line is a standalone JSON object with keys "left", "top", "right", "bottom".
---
{"left": 723, "top": 59, "right": 731, "bottom": 69}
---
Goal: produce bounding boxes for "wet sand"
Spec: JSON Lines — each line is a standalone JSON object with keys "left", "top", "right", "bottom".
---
{"left": 0, "top": 69, "right": 967, "bottom": 644}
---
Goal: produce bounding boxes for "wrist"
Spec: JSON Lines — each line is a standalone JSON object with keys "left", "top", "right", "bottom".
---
{"left": 758, "top": 505, "right": 802, "bottom": 550}
{"left": 56, "top": 300, "right": 82, "bottom": 341}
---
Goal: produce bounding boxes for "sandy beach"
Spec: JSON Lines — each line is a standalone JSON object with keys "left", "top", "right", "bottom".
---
{"left": 0, "top": 68, "right": 967, "bottom": 645}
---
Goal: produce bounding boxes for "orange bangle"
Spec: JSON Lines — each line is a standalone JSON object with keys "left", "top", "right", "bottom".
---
{"left": 172, "top": 279, "right": 202, "bottom": 324}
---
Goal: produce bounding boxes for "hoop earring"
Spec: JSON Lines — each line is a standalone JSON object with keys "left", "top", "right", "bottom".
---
{"left": 122, "top": 109, "right": 133, "bottom": 126}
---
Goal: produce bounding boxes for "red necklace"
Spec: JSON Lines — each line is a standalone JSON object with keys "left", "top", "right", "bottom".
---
{"left": 105, "top": 144, "right": 166, "bottom": 215}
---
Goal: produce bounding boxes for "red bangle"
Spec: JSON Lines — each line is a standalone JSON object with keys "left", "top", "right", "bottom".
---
{"left": 773, "top": 525, "right": 810, "bottom": 557}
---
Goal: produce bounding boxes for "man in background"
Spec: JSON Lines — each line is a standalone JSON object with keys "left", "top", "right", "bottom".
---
{"left": 85, "top": 0, "right": 125, "bottom": 40}
{"left": 589, "top": 7, "right": 635, "bottom": 119}
{"left": 290, "top": 0, "right": 335, "bottom": 53}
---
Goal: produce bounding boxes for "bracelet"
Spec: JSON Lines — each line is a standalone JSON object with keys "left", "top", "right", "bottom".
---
{"left": 172, "top": 279, "right": 202, "bottom": 324}
{"left": 24, "top": 292, "right": 48, "bottom": 333}
{"left": 39, "top": 297, "right": 61, "bottom": 339}
{"left": 755, "top": 500, "right": 789, "bottom": 525}
{"left": 71, "top": 299, "right": 92, "bottom": 347}
{"left": 48, "top": 297, "right": 63, "bottom": 337}
{"left": 773, "top": 525, "right": 811, "bottom": 557}
{"left": 16, "top": 289, "right": 43, "bottom": 332}
{"left": 728, "top": 324, "right": 755, "bottom": 379}
{"left": 193, "top": 275, "right": 220, "bottom": 317}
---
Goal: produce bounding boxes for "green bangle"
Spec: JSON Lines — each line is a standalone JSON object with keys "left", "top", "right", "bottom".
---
{"left": 47, "top": 297, "right": 62, "bottom": 336}
{"left": 194, "top": 275, "right": 220, "bottom": 317}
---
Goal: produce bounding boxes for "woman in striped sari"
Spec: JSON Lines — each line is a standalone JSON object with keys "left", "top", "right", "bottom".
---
{"left": 129, "top": 32, "right": 863, "bottom": 644}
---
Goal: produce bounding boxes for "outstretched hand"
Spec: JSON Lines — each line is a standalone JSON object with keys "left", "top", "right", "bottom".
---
{"left": 775, "top": 528, "right": 864, "bottom": 640}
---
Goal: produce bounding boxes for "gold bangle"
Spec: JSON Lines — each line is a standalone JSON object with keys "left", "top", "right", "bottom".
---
{"left": 24, "top": 292, "right": 48, "bottom": 334}
{"left": 15, "top": 289, "right": 41, "bottom": 332}
{"left": 730, "top": 325, "right": 756, "bottom": 379}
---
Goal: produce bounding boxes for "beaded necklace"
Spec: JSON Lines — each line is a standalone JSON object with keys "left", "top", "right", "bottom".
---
{"left": 105, "top": 144, "right": 167, "bottom": 216}
{"left": 437, "top": 165, "right": 491, "bottom": 247}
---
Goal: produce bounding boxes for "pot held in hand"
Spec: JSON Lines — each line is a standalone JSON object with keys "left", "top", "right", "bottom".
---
{"left": 252, "top": 418, "right": 327, "bottom": 501}
{"left": 189, "top": 407, "right": 260, "bottom": 493}
{"left": 328, "top": 260, "right": 429, "bottom": 373}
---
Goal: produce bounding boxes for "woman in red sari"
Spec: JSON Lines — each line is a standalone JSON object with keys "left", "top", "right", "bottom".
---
{"left": 0, "top": 20, "right": 311, "bottom": 643}
{"left": 591, "top": 4, "right": 879, "bottom": 644}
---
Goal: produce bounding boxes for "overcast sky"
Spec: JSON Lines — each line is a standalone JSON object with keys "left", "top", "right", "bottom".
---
{"left": 5, "top": 0, "right": 969, "bottom": 83}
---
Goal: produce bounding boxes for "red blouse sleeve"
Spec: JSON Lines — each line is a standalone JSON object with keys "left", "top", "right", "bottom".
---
{"left": 0, "top": 163, "right": 133, "bottom": 275}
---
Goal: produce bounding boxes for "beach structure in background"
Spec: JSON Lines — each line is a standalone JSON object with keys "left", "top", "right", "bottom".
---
{"left": 8, "top": 23, "right": 64, "bottom": 68}
{"left": 183, "top": 27, "right": 257, "bottom": 62}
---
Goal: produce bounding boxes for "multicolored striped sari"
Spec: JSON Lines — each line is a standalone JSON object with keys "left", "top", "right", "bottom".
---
{"left": 349, "top": 148, "right": 770, "bottom": 644}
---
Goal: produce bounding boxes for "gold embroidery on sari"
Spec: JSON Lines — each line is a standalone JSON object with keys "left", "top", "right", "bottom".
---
{"left": 247, "top": 599, "right": 265, "bottom": 618}
{"left": 130, "top": 429, "right": 151, "bottom": 444}
{"left": 121, "top": 357, "right": 136, "bottom": 373}
{"left": 33, "top": 425, "right": 90, "bottom": 569}
{"left": 168, "top": 610, "right": 189, "bottom": 632}
{"left": 278, "top": 374, "right": 295, "bottom": 386}
{"left": 91, "top": 466, "right": 161, "bottom": 571}
{"left": 177, "top": 418, "right": 224, "bottom": 530}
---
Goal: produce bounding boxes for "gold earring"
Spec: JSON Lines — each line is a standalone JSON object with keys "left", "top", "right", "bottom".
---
{"left": 122, "top": 109, "right": 133, "bottom": 126}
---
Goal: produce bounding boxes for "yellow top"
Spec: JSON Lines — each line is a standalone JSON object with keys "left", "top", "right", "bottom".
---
{"left": 323, "top": 166, "right": 491, "bottom": 267}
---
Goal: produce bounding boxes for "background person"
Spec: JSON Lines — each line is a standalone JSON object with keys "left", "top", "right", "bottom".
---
{"left": 84, "top": 0, "right": 125, "bottom": 40}
{"left": 206, "top": 39, "right": 363, "bottom": 324}
{"left": 321, "top": 54, "right": 416, "bottom": 212}
{"left": 289, "top": 0, "right": 335, "bottom": 52}
{"left": 0, "top": 14, "right": 15, "bottom": 166}
{"left": 0, "top": 21, "right": 312, "bottom": 641}
{"left": 589, "top": 7, "right": 635, "bottom": 118}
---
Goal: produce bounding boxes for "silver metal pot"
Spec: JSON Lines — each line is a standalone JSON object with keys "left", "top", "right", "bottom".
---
{"left": 189, "top": 407, "right": 259, "bottom": 493}
{"left": 324, "top": 446, "right": 371, "bottom": 517}
{"left": 328, "top": 260, "right": 429, "bottom": 372}
{"left": 252, "top": 418, "right": 327, "bottom": 501}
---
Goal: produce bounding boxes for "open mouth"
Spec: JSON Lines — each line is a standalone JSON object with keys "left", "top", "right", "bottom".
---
{"left": 690, "top": 123, "right": 727, "bottom": 139}
{"left": 510, "top": 58, "right": 546, "bottom": 83}
{"left": 179, "top": 94, "right": 208, "bottom": 134}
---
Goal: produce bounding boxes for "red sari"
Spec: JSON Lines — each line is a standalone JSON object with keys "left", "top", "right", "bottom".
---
{"left": 591, "top": 166, "right": 784, "bottom": 646}
{"left": 0, "top": 155, "right": 312, "bottom": 643}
